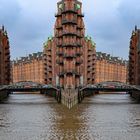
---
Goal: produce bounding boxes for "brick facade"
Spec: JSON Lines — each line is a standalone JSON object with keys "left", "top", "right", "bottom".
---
{"left": 129, "top": 26, "right": 140, "bottom": 85}
{"left": 43, "top": 0, "right": 96, "bottom": 91}
{"left": 12, "top": 52, "right": 44, "bottom": 84}
{"left": 0, "top": 26, "right": 10, "bottom": 85}
{"left": 54, "top": 0, "right": 86, "bottom": 89}
{"left": 43, "top": 37, "right": 56, "bottom": 85}
{"left": 12, "top": 51, "right": 127, "bottom": 84}
{"left": 96, "top": 52, "right": 127, "bottom": 83}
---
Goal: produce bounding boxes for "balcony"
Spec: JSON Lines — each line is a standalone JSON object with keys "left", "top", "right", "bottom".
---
{"left": 56, "top": 25, "right": 63, "bottom": 29}
{"left": 44, "top": 62, "right": 47, "bottom": 66}
{"left": 87, "top": 69, "right": 92, "bottom": 73}
{"left": 129, "top": 56, "right": 134, "bottom": 61}
{"left": 47, "top": 51, "right": 51, "bottom": 56}
{"left": 76, "top": 51, "right": 83, "bottom": 56}
{"left": 5, "top": 60, "right": 10, "bottom": 63}
{"left": 62, "top": 31, "right": 77, "bottom": 36}
{"left": 63, "top": 69, "right": 80, "bottom": 76}
{"left": 48, "top": 74, "right": 53, "bottom": 78}
{"left": 47, "top": 57, "right": 52, "bottom": 61}
{"left": 77, "top": 25, "right": 84, "bottom": 29}
{"left": 130, "top": 47, "right": 134, "bottom": 50}
{"left": 47, "top": 48, "right": 51, "bottom": 51}
{"left": 55, "top": 33, "right": 63, "bottom": 38}
{"left": 63, "top": 53, "right": 76, "bottom": 58}
{"left": 88, "top": 53, "right": 92, "bottom": 57}
{"left": 65, "top": 69, "right": 75, "bottom": 75}
{"left": 47, "top": 67, "right": 52, "bottom": 72}
{"left": 56, "top": 59, "right": 64, "bottom": 65}
{"left": 5, "top": 52, "right": 10, "bottom": 55}
{"left": 77, "top": 42, "right": 83, "bottom": 47}
{"left": 62, "top": 43, "right": 77, "bottom": 47}
{"left": 130, "top": 51, "right": 134, "bottom": 55}
{"left": 76, "top": 59, "right": 83, "bottom": 65}
{"left": 92, "top": 57, "right": 96, "bottom": 61}
{"left": 62, "top": 19, "right": 77, "bottom": 25}
{"left": 44, "top": 58, "right": 47, "bottom": 61}
{"left": 56, "top": 51, "right": 63, "bottom": 55}
{"left": 55, "top": 13, "right": 62, "bottom": 17}
{"left": 75, "top": 71, "right": 81, "bottom": 76}
{"left": 129, "top": 64, "right": 134, "bottom": 68}
{"left": 47, "top": 60, "right": 52, "bottom": 64}
{"left": 58, "top": 71, "right": 65, "bottom": 76}
{"left": 77, "top": 13, "right": 84, "bottom": 17}
{"left": 48, "top": 65, "right": 52, "bottom": 68}
{"left": 5, "top": 46, "right": 9, "bottom": 50}
{"left": 62, "top": 8, "right": 77, "bottom": 14}
{"left": 77, "top": 33, "right": 84, "bottom": 38}
{"left": 92, "top": 71, "right": 95, "bottom": 75}
{"left": 5, "top": 65, "right": 10, "bottom": 69}
{"left": 129, "top": 74, "right": 134, "bottom": 78}
{"left": 56, "top": 43, "right": 62, "bottom": 47}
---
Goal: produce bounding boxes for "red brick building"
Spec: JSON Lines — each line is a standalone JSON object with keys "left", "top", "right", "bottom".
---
{"left": 0, "top": 26, "right": 10, "bottom": 85}
{"left": 42, "top": 0, "right": 96, "bottom": 106}
{"left": 12, "top": 51, "right": 128, "bottom": 83}
{"left": 43, "top": 37, "right": 56, "bottom": 85}
{"left": 83, "top": 36, "right": 96, "bottom": 85}
{"left": 96, "top": 52, "right": 127, "bottom": 83}
{"left": 12, "top": 52, "right": 44, "bottom": 84}
{"left": 129, "top": 26, "right": 140, "bottom": 85}
{"left": 43, "top": 1, "right": 96, "bottom": 87}
{"left": 11, "top": 0, "right": 128, "bottom": 107}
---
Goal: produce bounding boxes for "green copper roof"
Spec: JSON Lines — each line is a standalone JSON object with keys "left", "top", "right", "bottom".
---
{"left": 59, "top": 3, "right": 63, "bottom": 9}
{"left": 76, "top": 4, "right": 81, "bottom": 10}
{"left": 85, "top": 35, "right": 96, "bottom": 48}
{"left": 43, "top": 41, "right": 48, "bottom": 47}
{"left": 4, "top": 31, "right": 7, "bottom": 36}
{"left": 48, "top": 36, "right": 53, "bottom": 41}
{"left": 132, "top": 31, "right": 136, "bottom": 36}
{"left": 44, "top": 36, "right": 53, "bottom": 48}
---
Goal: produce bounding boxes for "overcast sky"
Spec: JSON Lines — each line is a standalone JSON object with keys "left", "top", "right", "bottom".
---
{"left": 0, "top": 0, "right": 140, "bottom": 60}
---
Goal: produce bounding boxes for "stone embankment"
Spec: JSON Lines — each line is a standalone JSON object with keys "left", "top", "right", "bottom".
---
{"left": 0, "top": 86, "right": 8, "bottom": 101}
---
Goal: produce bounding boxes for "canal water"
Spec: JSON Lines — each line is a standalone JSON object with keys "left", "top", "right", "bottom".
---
{"left": 0, "top": 93, "right": 140, "bottom": 140}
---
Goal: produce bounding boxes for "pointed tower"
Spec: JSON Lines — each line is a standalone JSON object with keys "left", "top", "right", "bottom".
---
{"left": 54, "top": 0, "right": 85, "bottom": 107}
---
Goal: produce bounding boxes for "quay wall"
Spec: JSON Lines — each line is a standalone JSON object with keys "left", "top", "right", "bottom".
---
{"left": 131, "top": 91, "right": 140, "bottom": 101}
{"left": 0, "top": 89, "right": 8, "bottom": 101}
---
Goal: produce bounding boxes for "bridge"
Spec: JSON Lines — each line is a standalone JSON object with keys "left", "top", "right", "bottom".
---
{"left": 0, "top": 81, "right": 140, "bottom": 106}
{"left": 77, "top": 81, "right": 140, "bottom": 103}
{"left": 80, "top": 81, "right": 136, "bottom": 92}
{"left": 0, "top": 81, "right": 61, "bottom": 103}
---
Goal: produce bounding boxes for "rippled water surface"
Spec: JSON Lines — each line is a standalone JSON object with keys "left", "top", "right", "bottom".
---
{"left": 0, "top": 93, "right": 140, "bottom": 140}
